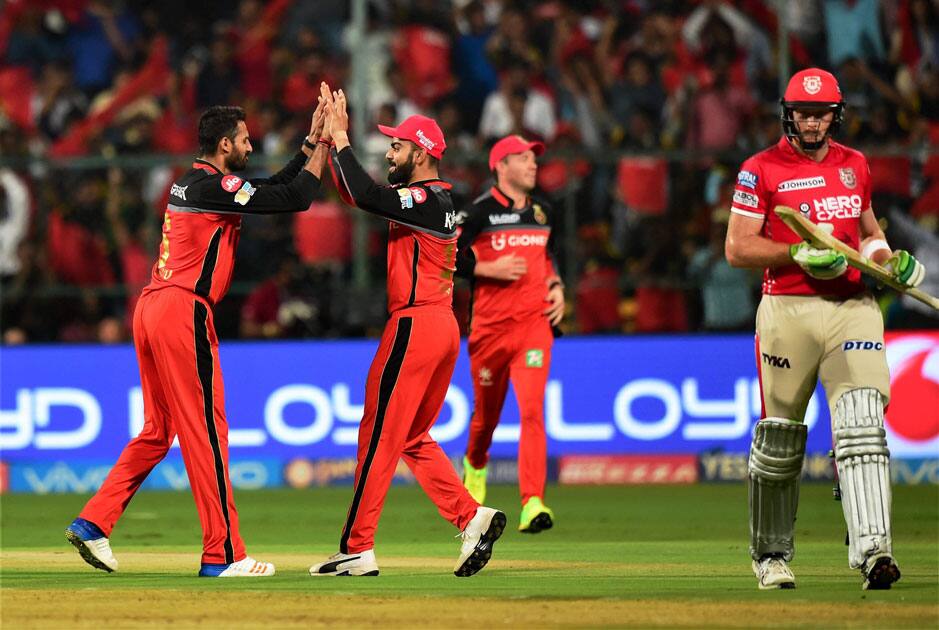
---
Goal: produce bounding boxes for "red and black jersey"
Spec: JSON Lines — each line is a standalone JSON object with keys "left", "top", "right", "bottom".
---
{"left": 330, "top": 146, "right": 458, "bottom": 313}
{"left": 143, "top": 153, "right": 319, "bottom": 306}
{"left": 455, "top": 186, "right": 559, "bottom": 331}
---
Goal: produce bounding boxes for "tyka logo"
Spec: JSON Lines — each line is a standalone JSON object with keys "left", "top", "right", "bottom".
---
{"left": 762, "top": 353, "right": 791, "bottom": 369}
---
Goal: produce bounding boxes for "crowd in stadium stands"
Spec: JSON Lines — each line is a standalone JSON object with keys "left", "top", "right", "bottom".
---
{"left": 1, "top": 0, "right": 937, "bottom": 343}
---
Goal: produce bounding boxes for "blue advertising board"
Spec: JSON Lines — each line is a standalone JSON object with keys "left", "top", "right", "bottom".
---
{"left": 1, "top": 335, "right": 836, "bottom": 464}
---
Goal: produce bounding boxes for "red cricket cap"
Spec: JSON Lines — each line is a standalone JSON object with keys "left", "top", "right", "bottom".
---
{"left": 488, "top": 135, "right": 545, "bottom": 171}
{"left": 377, "top": 115, "right": 447, "bottom": 159}
{"left": 783, "top": 68, "right": 842, "bottom": 104}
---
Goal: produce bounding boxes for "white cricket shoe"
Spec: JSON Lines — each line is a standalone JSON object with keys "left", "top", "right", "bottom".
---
{"left": 65, "top": 518, "right": 118, "bottom": 573}
{"left": 752, "top": 555, "right": 796, "bottom": 590}
{"left": 862, "top": 553, "right": 901, "bottom": 590}
{"left": 454, "top": 506, "right": 506, "bottom": 577}
{"left": 199, "top": 556, "right": 275, "bottom": 577}
{"left": 310, "top": 550, "right": 379, "bottom": 576}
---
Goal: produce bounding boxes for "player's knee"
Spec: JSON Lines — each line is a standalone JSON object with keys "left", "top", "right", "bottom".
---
{"left": 749, "top": 417, "right": 807, "bottom": 480}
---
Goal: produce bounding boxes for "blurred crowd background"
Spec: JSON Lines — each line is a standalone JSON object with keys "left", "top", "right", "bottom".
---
{"left": 1, "top": 0, "right": 937, "bottom": 344}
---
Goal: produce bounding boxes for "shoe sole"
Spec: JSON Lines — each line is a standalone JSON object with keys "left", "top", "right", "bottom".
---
{"left": 864, "top": 556, "right": 901, "bottom": 590}
{"left": 758, "top": 580, "right": 795, "bottom": 590}
{"left": 454, "top": 511, "right": 506, "bottom": 577}
{"left": 310, "top": 569, "right": 380, "bottom": 577}
{"left": 519, "top": 512, "right": 553, "bottom": 534}
{"left": 65, "top": 530, "right": 114, "bottom": 573}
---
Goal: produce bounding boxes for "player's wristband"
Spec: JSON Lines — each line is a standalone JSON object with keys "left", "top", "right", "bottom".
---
{"left": 860, "top": 238, "right": 890, "bottom": 260}
{"left": 316, "top": 139, "right": 333, "bottom": 148}
{"left": 303, "top": 137, "right": 317, "bottom": 151}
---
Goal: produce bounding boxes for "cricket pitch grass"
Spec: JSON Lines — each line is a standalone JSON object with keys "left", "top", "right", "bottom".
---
{"left": 2, "top": 484, "right": 936, "bottom": 628}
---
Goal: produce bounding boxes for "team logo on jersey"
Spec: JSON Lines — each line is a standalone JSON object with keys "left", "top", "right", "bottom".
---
{"left": 533, "top": 203, "right": 547, "bottom": 225}
{"left": 525, "top": 349, "right": 544, "bottom": 368}
{"left": 409, "top": 187, "right": 427, "bottom": 203}
{"left": 444, "top": 210, "right": 456, "bottom": 230}
{"left": 221, "top": 175, "right": 243, "bottom": 192}
{"left": 397, "top": 188, "right": 413, "bottom": 209}
{"left": 170, "top": 183, "right": 187, "bottom": 200}
{"left": 491, "top": 233, "right": 506, "bottom": 251}
{"left": 778, "top": 176, "right": 826, "bottom": 192}
{"left": 802, "top": 75, "right": 822, "bottom": 95}
{"left": 732, "top": 190, "right": 759, "bottom": 209}
{"left": 737, "top": 170, "right": 758, "bottom": 189}
{"left": 478, "top": 367, "right": 493, "bottom": 386}
{"left": 234, "top": 181, "right": 256, "bottom": 206}
{"left": 839, "top": 167, "right": 857, "bottom": 189}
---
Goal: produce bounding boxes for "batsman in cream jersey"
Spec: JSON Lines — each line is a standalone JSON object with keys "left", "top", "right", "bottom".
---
{"left": 724, "top": 68, "right": 926, "bottom": 591}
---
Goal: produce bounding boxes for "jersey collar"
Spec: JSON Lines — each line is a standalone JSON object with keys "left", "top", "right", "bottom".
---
{"left": 409, "top": 178, "right": 452, "bottom": 190}
{"left": 778, "top": 136, "right": 836, "bottom": 165}
{"left": 193, "top": 158, "right": 224, "bottom": 174}
{"left": 490, "top": 185, "right": 529, "bottom": 210}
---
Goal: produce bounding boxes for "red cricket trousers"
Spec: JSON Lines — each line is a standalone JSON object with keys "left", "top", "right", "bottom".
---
{"left": 466, "top": 316, "right": 553, "bottom": 504}
{"left": 80, "top": 287, "right": 246, "bottom": 565}
{"left": 340, "top": 305, "right": 479, "bottom": 554}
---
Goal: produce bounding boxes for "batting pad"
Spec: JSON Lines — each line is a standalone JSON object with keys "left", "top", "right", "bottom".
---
{"left": 833, "top": 388, "right": 893, "bottom": 569}
{"left": 748, "top": 417, "right": 807, "bottom": 561}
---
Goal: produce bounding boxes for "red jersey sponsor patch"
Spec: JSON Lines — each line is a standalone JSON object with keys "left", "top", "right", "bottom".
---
{"left": 409, "top": 187, "right": 427, "bottom": 203}
{"left": 221, "top": 175, "right": 243, "bottom": 192}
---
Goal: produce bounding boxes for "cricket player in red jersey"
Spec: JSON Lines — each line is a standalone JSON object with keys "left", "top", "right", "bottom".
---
{"left": 456, "top": 135, "right": 565, "bottom": 534}
{"left": 725, "top": 68, "right": 926, "bottom": 591}
{"left": 66, "top": 102, "right": 331, "bottom": 577}
{"left": 308, "top": 85, "right": 505, "bottom": 578}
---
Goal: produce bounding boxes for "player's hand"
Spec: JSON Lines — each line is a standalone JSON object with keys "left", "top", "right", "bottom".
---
{"left": 309, "top": 96, "right": 326, "bottom": 142}
{"left": 484, "top": 254, "right": 527, "bottom": 281}
{"left": 885, "top": 249, "right": 925, "bottom": 288}
{"left": 789, "top": 241, "right": 848, "bottom": 280}
{"left": 543, "top": 283, "right": 565, "bottom": 326}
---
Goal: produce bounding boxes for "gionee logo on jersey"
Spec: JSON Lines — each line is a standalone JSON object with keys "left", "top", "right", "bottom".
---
{"left": 813, "top": 194, "right": 862, "bottom": 220}
{"left": 489, "top": 213, "right": 521, "bottom": 225}
{"left": 778, "top": 176, "right": 826, "bottom": 192}
{"left": 491, "top": 234, "right": 506, "bottom": 251}
{"left": 762, "top": 353, "right": 791, "bottom": 369}
{"left": 492, "top": 234, "right": 549, "bottom": 248}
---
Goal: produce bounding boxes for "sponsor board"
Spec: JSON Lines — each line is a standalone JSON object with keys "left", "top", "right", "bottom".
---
{"left": 698, "top": 451, "right": 835, "bottom": 482}
{"left": 558, "top": 455, "right": 698, "bottom": 485}
{"left": 2, "top": 333, "right": 936, "bottom": 466}
{"left": 891, "top": 459, "right": 939, "bottom": 485}
{"left": 284, "top": 457, "right": 414, "bottom": 488}
{"left": 6, "top": 459, "right": 282, "bottom": 494}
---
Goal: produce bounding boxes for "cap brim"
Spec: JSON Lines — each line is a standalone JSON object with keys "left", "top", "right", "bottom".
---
{"left": 377, "top": 124, "right": 399, "bottom": 138}
{"left": 529, "top": 141, "right": 545, "bottom": 156}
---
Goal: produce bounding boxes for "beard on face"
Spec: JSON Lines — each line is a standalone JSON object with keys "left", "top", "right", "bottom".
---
{"left": 226, "top": 149, "right": 249, "bottom": 172}
{"left": 387, "top": 152, "right": 415, "bottom": 185}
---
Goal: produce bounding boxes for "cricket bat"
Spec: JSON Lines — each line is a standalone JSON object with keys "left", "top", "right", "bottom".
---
{"left": 774, "top": 205, "right": 939, "bottom": 311}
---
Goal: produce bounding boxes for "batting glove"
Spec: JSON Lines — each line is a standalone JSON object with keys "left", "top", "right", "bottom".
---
{"left": 790, "top": 241, "right": 848, "bottom": 280}
{"left": 885, "top": 249, "right": 925, "bottom": 288}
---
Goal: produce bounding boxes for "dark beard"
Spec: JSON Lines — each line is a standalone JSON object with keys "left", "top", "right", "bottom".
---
{"left": 226, "top": 152, "right": 249, "bottom": 172}
{"left": 387, "top": 154, "right": 415, "bottom": 185}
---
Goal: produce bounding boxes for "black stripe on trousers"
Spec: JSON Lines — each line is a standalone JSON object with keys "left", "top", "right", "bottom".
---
{"left": 193, "top": 300, "right": 235, "bottom": 564}
{"left": 340, "top": 316, "right": 413, "bottom": 553}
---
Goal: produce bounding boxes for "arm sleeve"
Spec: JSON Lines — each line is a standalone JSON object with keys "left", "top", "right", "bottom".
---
{"left": 455, "top": 208, "right": 483, "bottom": 278}
{"left": 333, "top": 146, "right": 450, "bottom": 230}
{"left": 730, "top": 157, "right": 767, "bottom": 220}
{"left": 251, "top": 151, "right": 308, "bottom": 185}
{"left": 189, "top": 170, "right": 320, "bottom": 215}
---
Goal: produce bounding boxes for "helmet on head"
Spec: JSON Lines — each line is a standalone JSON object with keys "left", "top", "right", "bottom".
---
{"left": 780, "top": 68, "right": 844, "bottom": 151}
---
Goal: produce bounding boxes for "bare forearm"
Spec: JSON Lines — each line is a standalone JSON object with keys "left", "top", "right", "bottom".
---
{"left": 725, "top": 233, "right": 792, "bottom": 269}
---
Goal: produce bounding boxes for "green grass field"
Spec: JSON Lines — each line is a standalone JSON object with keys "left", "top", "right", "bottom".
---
{"left": 1, "top": 483, "right": 937, "bottom": 628}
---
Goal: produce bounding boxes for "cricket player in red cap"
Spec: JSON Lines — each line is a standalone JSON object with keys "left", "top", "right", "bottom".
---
{"left": 456, "top": 134, "right": 565, "bottom": 534}
{"left": 66, "top": 101, "right": 331, "bottom": 577}
{"left": 308, "top": 83, "right": 505, "bottom": 578}
{"left": 725, "top": 68, "right": 925, "bottom": 590}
